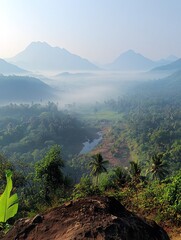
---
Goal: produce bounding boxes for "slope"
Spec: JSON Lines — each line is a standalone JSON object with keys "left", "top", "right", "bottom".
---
{"left": 0, "top": 59, "right": 27, "bottom": 75}
{"left": 152, "top": 58, "right": 181, "bottom": 72}
{"left": 0, "top": 75, "right": 55, "bottom": 102}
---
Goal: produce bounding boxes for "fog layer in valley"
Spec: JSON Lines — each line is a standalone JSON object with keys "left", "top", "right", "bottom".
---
{"left": 39, "top": 70, "right": 169, "bottom": 107}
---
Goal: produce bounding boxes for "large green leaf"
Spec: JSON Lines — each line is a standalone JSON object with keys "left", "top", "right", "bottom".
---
{"left": 0, "top": 170, "right": 18, "bottom": 223}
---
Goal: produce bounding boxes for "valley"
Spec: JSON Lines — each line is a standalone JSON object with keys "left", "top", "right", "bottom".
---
{"left": 0, "top": 41, "right": 180, "bottom": 240}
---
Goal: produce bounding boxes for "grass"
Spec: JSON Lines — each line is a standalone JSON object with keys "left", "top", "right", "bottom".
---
{"left": 79, "top": 110, "right": 123, "bottom": 122}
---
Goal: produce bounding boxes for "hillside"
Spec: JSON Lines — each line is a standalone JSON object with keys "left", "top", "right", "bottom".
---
{"left": 152, "top": 58, "right": 181, "bottom": 72}
{"left": 0, "top": 59, "right": 27, "bottom": 75}
{"left": 0, "top": 103, "right": 99, "bottom": 161}
{"left": 9, "top": 41, "right": 99, "bottom": 71}
{"left": 157, "top": 70, "right": 181, "bottom": 92}
{"left": 127, "top": 70, "right": 181, "bottom": 99}
{"left": 0, "top": 75, "right": 54, "bottom": 102}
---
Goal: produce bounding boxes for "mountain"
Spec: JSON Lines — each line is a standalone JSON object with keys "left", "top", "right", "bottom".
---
{"left": 106, "top": 50, "right": 157, "bottom": 71}
{"left": 0, "top": 58, "right": 27, "bottom": 75}
{"left": 54, "top": 72, "right": 94, "bottom": 78}
{"left": 166, "top": 55, "right": 178, "bottom": 62}
{"left": 9, "top": 42, "right": 99, "bottom": 71}
{"left": 0, "top": 75, "right": 55, "bottom": 102}
{"left": 156, "top": 55, "right": 178, "bottom": 66}
{"left": 157, "top": 70, "right": 181, "bottom": 93}
{"left": 132, "top": 70, "right": 181, "bottom": 99}
{"left": 152, "top": 58, "right": 181, "bottom": 72}
{"left": 3, "top": 196, "right": 169, "bottom": 240}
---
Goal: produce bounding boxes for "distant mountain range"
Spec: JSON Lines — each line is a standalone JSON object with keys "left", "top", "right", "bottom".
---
{"left": 0, "top": 75, "right": 55, "bottom": 102}
{"left": 9, "top": 42, "right": 99, "bottom": 71}
{"left": 4, "top": 42, "right": 179, "bottom": 72}
{"left": 54, "top": 72, "right": 94, "bottom": 78}
{"left": 151, "top": 58, "right": 181, "bottom": 72}
{"left": 156, "top": 55, "right": 178, "bottom": 66}
{"left": 105, "top": 50, "right": 178, "bottom": 71}
{"left": 0, "top": 58, "right": 27, "bottom": 75}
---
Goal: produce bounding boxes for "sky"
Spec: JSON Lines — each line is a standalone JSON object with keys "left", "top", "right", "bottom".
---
{"left": 0, "top": 0, "right": 181, "bottom": 64}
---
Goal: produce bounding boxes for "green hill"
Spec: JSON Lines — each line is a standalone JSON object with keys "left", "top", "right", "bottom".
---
{"left": 0, "top": 75, "right": 55, "bottom": 103}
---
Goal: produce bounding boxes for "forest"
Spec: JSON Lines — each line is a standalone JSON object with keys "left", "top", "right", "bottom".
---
{"left": 0, "top": 82, "right": 180, "bottom": 238}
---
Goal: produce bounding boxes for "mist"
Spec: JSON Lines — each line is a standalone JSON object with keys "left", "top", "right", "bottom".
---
{"left": 39, "top": 70, "right": 169, "bottom": 108}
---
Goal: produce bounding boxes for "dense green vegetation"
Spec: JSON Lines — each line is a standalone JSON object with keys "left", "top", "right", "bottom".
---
{"left": 0, "top": 102, "right": 99, "bottom": 162}
{"left": 0, "top": 76, "right": 180, "bottom": 237}
{"left": 0, "top": 75, "right": 53, "bottom": 102}
{"left": 104, "top": 87, "right": 181, "bottom": 174}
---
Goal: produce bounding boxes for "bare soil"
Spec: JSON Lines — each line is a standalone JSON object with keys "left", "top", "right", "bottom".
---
{"left": 3, "top": 196, "right": 170, "bottom": 240}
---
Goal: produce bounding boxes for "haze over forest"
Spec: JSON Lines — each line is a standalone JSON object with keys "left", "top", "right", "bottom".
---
{"left": 1, "top": 0, "right": 181, "bottom": 106}
{"left": 0, "top": 1, "right": 181, "bottom": 239}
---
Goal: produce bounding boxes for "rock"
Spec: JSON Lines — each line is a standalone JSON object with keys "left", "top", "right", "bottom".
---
{"left": 31, "top": 214, "right": 43, "bottom": 224}
{"left": 3, "top": 196, "right": 170, "bottom": 240}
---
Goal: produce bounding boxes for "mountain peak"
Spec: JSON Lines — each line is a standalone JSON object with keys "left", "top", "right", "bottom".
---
{"left": 107, "top": 50, "right": 155, "bottom": 71}
{"left": 124, "top": 49, "right": 137, "bottom": 54}
{"left": 29, "top": 41, "right": 51, "bottom": 46}
{"left": 26, "top": 41, "right": 53, "bottom": 50}
{"left": 9, "top": 42, "right": 99, "bottom": 71}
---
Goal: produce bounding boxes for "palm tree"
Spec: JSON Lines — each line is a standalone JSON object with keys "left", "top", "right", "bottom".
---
{"left": 89, "top": 153, "right": 108, "bottom": 185}
{"left": 129, "top": 161, "right": 141, "bottom": 183}
{"left": 149, "top": 153, "right": 169, "bottom": 181}
{"left": 129, "top": 161, "right": 142, "bottom": 205}
{"left": 113, "top": 166, "right": 130, "bottom": 187}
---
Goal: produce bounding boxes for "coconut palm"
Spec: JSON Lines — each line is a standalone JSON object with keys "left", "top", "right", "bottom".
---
{"left": 129, "top": 161, "right": 142, "bottom": 204}
{"left": 113, "top": 166, "right": 130, "bottom": 187}
{"left": 149, "top": 153, "right": 169, "bottom": 181}
{"left": 129, "top": 161, "right": 141, "bottom": 183}
{"left": 89, "top": 153, "right": 108, "bottom": 185}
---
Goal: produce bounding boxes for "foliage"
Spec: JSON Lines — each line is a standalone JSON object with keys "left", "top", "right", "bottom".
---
{"left": 0, "top": 154, "right": 14, "bottom": 185}
{"left": 113, "top": 166, "right": 130, "bottom": 187}
{"left": 0, "top": 85, "right": 180, "bottom": 230}
{"left": 129, "top": 161, "right": 141, "bottom": 180}
{"left": 0, "top": 103, "right": 99, "bottom": 161}
{"left": 0, "top": 170, "right": 18, "bottom": 223}
{"left": 148, "top": 153, "right": 169, "bottom": 181}
{"left": 98, "top": 171, "right": 119, "bottom": 192}
{"left": 73, "top": 175, "right": 94, "bottom": 198}
{"left": 35, "top": 145, "right": 65, "bottom": 192}
{"left": 89, "top": 153, "right": 108, "bottom": 185}
{"left": 163, "top": 170, "right": 181, "bottom": 223}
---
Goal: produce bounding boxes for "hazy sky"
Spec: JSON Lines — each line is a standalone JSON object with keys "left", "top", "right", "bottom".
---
{"left": 0, "top": 0, "right": 181, "bottom": 64}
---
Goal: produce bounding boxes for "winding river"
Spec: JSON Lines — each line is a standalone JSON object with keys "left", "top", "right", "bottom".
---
{"left": 79, "top": 131, "right": 103, "bottom": 155}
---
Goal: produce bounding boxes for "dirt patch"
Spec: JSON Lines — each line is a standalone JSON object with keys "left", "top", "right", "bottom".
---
{"left": 92, "top": 127, "right": 130, "bottom": 167}
{"left": 3, "top": 196, "right": 170, "bottom": 240}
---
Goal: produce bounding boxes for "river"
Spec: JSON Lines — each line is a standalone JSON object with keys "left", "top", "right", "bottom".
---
{"left": 79, "top": 131, "right": 103, "bottom": 155}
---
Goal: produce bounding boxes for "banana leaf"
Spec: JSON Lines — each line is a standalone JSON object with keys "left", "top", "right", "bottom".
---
{"left": 0, "top": 170, "right": 18, "bottom": 223}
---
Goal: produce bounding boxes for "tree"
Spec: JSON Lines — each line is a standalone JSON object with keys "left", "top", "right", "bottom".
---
{"left": 35, "top": 145, "right": 64, "bottom": 199}
{"left": 73, "top": 175, "right": 93, "bottom": 198}
{"left": 129, "top": 161, "right": 141, "bottom": 183}
{"left": 113, "top": 166, "right": 130, "bottom": 187}
{"left": 164, "top": 170, "right": 181, "bottom": 223}
{"left": 89, "top": 153, "right": 108, "bottom": 185}
{"left": 148, "top": 153, "right": 169, "bottom": 181}
{"left": 0, "top": 154, "right": 13, "bottom": 184}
